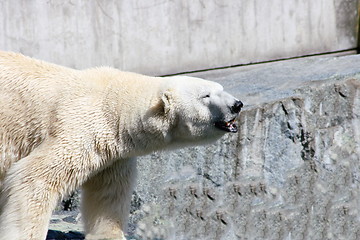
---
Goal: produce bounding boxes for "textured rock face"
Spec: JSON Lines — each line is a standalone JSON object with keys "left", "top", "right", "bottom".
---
{"left": 134, "top": 80, "right": 360, "bottom": 240}
{"left": 132, "top": 57, "right": 360, "bottom": 240}
{"left": 49, "top": 55, "right": 360, "bottom": 240}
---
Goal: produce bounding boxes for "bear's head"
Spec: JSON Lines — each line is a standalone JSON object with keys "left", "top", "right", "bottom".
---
{"left": 155, "top": 76, "right": 242, "bottom": 147}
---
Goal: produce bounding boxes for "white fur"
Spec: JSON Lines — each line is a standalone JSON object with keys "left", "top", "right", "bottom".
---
{"left": 0, "top": 51, "right": 239, "bottom": 239}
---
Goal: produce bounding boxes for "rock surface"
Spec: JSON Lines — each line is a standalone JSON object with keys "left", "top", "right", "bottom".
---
{"left": 49, "top": 55, "right": 360, "bottom": 239}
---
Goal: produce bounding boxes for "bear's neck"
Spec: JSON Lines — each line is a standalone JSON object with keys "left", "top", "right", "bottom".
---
{"left": 100, "top": 75, "right": 171, "bottom": 159}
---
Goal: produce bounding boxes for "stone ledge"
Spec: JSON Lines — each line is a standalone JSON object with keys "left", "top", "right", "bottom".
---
{"left": 191, "top": 54, "right": 360, "bottom": 107}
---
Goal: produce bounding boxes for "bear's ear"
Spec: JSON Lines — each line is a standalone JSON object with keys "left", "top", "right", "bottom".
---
{"left": 161, "top": 90, "right": 173, "bottom": 114}
{"left": 151, "top": 90, "right": 173, "bottom": 116}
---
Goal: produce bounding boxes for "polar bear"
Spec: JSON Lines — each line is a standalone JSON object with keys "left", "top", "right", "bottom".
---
{"left": 0, "top": 51, "right": 242, "bottom": 240}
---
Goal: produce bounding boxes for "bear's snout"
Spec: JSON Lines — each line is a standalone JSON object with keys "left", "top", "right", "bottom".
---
{"left": 231, "top": 100, "right": 243, "bottom": 114}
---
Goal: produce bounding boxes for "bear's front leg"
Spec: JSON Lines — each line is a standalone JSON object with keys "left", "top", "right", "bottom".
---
{"left": 0, "top": 150, "right": 66, "bottom": 240}
{"left": 82, "top": 158, "right": 137, "bottom": 240}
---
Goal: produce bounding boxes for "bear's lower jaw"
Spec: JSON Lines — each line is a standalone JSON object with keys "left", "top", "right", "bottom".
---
{"left": 215, "top": 118, "right": 238, "bottom": 133}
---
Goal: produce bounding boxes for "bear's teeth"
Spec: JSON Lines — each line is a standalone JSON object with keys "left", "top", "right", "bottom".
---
{"left": 215, "top": 118, "right": 238, "bottom": 133}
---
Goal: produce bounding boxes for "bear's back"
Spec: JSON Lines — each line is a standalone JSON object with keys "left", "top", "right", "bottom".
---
{"left": 0, "top": 51, "right": 164, "bottom": 183}
{"left": 0, "top": 52, "right": 80, "bottom": 179}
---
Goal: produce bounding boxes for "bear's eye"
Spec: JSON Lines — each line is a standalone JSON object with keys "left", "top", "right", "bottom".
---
{"left": 202, "top": 94, "right": 210, "bottom": 99}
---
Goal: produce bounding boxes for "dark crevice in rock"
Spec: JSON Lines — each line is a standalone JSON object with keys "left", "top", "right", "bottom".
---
{"left": 298, "top": 128, "right": 315, "bottom": 162}
{"left": 202, "top": 173, "right": 221, "bottom": 187}
{"left": 131, "top": 191, "right": 144, "bottom": 214}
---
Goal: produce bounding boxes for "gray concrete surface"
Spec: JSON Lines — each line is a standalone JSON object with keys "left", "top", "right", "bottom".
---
{"left": 1, "top": 0, "right": 358, "bottom": 75}
{"left": 190, "top": 54, "right": 360, "bottom": 106}
{"left": 49, "top": 54, "right": 360, "bottom": 239}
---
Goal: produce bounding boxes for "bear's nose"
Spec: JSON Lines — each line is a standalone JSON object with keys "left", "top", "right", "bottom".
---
{"left": 231, "top": 100, "right": 243, "bottom": 114}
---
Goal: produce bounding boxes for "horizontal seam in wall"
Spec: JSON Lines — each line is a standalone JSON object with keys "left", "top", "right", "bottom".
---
{"left": 160, "top": 48, "right": 358, "bottom": 77}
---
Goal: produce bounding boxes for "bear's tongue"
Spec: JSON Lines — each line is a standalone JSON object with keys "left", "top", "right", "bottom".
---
{"left": 215, "top": 118, "right": 238, "bottom": 133}
{"left": 227, "top": 120, "right": 238, "bottom": 133}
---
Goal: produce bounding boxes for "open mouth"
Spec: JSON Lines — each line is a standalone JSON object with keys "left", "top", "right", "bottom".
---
{"left": 215, "top": 117, "right": 238, "bottom": 133}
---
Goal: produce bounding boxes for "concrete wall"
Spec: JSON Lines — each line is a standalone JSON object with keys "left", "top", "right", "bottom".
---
{"left": 0, "top": 0, "right": 358, "bottom": 75}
